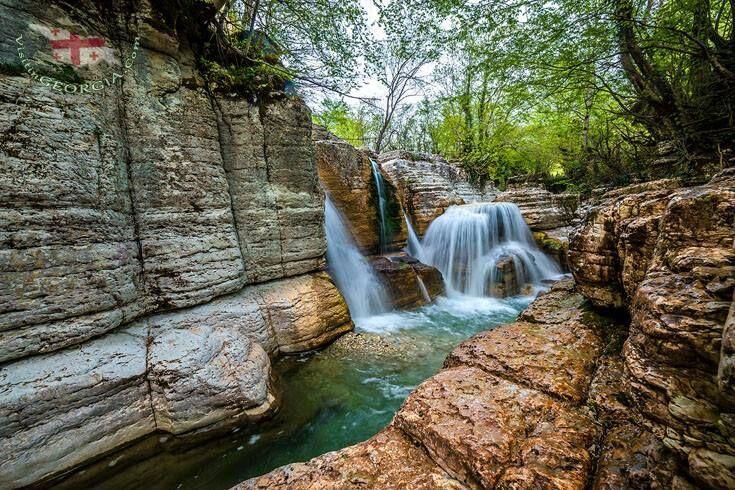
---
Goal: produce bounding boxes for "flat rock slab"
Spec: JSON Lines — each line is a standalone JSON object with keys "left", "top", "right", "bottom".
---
{"left": 394, "top": 366, "right": 599, "bottom": 489}
{"left": 238, "top": 427, "right": 466, "bottom": 489}
{"left": 518, "top": 279, "right": 587, "bottom": 325}
{"left": 445, "top": 319, "right": 602, "bottom": 404}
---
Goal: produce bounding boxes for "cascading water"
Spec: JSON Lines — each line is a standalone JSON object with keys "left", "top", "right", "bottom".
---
{"left": 405, "top": 214, "right": 422, "bottom": 259}
{"left": 325, "top": 196, "right": 389, "bottom": 318}
{"left": 408, "top": 202, "right": 560, "bottom": 297}
{"left": 370, "top": 159, "right": 390, "bottom": 253}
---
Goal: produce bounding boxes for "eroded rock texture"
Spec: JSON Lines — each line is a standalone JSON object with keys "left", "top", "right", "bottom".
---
{"left": 570, "top": 169, "right": 735, "bottom": 488}
{"left": 378, "top": 151, "right": 496, "bottom": 235}
{"left": 0, "top": 1, "right": 350, "bottom": 486}
{"left": 497, "top": 181, "right": 579, "bottom": 232}
{"left": 244, "top": 279, "right": 690, "bottom": 489}
{"left": 371, "top": 255, "right": 444, "bottom": 309}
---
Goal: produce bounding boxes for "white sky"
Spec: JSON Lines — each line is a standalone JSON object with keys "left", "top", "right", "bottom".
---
{"left": 315, "top": 0, "right": 438, "bottom": 110}
{"left": 348, "top": 0, "right": 387, "bottom": 103}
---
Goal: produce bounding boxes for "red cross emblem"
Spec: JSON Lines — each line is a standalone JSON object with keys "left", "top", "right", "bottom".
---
{"left": 50, "top": 33, "right": 105, "bottom": 66}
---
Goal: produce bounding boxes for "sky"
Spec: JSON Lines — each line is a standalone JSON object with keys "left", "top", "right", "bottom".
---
{"left": 348, "top": 0, "right": 386, "bottom": 103}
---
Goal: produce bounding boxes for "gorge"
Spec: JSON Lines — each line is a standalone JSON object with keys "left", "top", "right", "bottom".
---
{"left": 1, "top": 1, "right": 734, "bottom": 489}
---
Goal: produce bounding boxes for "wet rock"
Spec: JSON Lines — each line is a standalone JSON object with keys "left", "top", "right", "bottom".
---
{"left": 487, "top": 255, "right": 522, "bottom": 297}
{"left": 592, "top": 423, "right": 685, "bottom": 490}
{"left": 394, "top": 366, "right": 599, "bottom": 488}
{"left": 446, "top": 319, "right": 602, "bottom": 404}
{"left": 257, "top": 272, "right": 353, "bottom": 354}
{"left": 568, "top": 178, "right": 684, "bottom": 309}
{"left": 570, "top": 169, "right": 735, "bottom": 482}
{"left": 534, "top": 230, "right": 569, "bottom": 269}
{"left": 315, "top": 137, "right": 407, "bottom": 253}
{"left": 238, "top": 427, "right": 466, "bottom": 489}
{"left": 148, "top": 325, "right": 273, "bottom": 435}
{"left": 371, "top": 256, "right": 444, "bottom": 309}
{"left": 314, "top": 137, "right": 382, "bottom": 254}
{"left": 0, "top": 326, "right": 155, "bottom": 488}
{"left": 378, "top": 152, "right": 495, "bottom": 236}
{"left": 496, "top": 182, "right": 579, "bottom": 231}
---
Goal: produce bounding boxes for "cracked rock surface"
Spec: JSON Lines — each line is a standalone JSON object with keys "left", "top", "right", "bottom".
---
{"left": 240, "top": 278, "right": 696, "bottom": 489}
{"left": 0, "top": 1, "right": 351, "bottom": 486}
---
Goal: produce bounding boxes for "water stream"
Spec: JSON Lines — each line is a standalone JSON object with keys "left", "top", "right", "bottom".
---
{"left": 325, "top": 196, "right": 388, "bottom": 318}
{"left": 370, "top": 159, "right": 390, "bottom": 253}
{"left": 410, "top": 202, "right": 561, "bottom": 296}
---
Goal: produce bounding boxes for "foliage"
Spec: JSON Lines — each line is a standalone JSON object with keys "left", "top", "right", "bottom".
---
{"left": 312, "top": 99, "right": 379, "bottom": 147}
{"left": 356, "top": 0, "right": 734, "bottom": 189}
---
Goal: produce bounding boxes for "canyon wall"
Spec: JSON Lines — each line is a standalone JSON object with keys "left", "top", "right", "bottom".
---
{"left": 242, "top": 170, "right": 734, "bottom": 490}
{"left": 0, "top": 1, "right": 350, "bottom": 486}
{"left": 569, "top": 169, "right": 735, "bottom": 488}
{"left": 378, "top": 151, "right": 496, "bottom": 235}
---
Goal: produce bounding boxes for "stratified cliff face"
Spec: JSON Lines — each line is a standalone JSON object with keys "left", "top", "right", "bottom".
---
{"left": 378, "top": 151, "right": 496, "bottom": 236}
{"left": 570, "top": 169, "right": 735, "bottom": 488}
{"left": 496, "top": 181, "right": 579, "bottom": 235}
{"left": 240, "top": 280, "right": 690, "bottom": 489}
{"left": 0, "top": 1, "right": 350, "bottom": 487}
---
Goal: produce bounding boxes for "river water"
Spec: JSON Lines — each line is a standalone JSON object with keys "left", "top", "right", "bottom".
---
{"left": 59, "top": 294, "right": 533, "bottom": 489}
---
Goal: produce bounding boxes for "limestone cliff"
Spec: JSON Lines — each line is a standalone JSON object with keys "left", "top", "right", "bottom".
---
{"left": 0, "top": 1, "right": 350, "bottom": 486}
{"left": 378, "top": 150, "right": 496, "bottom": 236}
{"left": 569, "top": 169, "right": 735, "bottom": 488}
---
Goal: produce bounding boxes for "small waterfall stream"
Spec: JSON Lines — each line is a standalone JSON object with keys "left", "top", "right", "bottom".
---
{"left": 325, "top": 196, "right": 388, "bottom": 318}
{"left": 406, "top": 202, "right": 560, "bottom": 296}
{"left": 370, "top": 159, "right": 390, "bottom": 254}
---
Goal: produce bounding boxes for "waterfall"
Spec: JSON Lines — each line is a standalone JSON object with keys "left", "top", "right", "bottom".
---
{"left": 370, "top": 159, "right": 389, "bottom": 254}
{"left": 414, "top": 272, "right": 432, "bottom": 303}
{"left": 416, "top": 202, "right": 560, "bottom": 297}
{"left": 325, "top": 197, "right": 389, "bottom": 318}
{"left": 404, "top": 214, "right": 423, "bottom": 259}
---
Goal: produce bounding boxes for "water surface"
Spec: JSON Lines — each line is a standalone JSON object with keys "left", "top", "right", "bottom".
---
{"left": 62, "top": 294, "right": 533, "bottom": 490}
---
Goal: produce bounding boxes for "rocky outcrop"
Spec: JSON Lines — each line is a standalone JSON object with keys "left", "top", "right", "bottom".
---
{"left": 242, "top": 279, "right": 690, "bottom": 489}
{"left": 378, "top": 151, "right": 495, "bottom": 235}
{"left": 371, "top": 254, "right": 444, "bottom": 309}
{"left": 496, "top": 182, "right": 579, "bottom": 232}
{"left": 314, "top": 136, "right": 407, "bottom": 254}
{"left": 569, "top": 169, "right": 735, "bottom": 488}
{"left": 0, "top": 1, "right": 351, "bottom": 486}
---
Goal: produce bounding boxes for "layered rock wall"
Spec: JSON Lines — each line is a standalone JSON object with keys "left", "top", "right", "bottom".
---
{"left": 569, "top": 169, "right": 735, "bottom": 488}
{"left": 0, "top": 1, "right": 350, "bottom": 486}
{"left": 378, "top": 151, "right": 496, "bottom": 235}
{"left": 242, "top": 280, "right": 691, "bottom": 489}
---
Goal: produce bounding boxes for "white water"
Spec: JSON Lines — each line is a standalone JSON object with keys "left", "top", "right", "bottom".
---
{"left": 414, "top": 271, "right": 432, "bottom": 303}
{"left": 405, "top": 214, "right": 423, "bottom": 258}
{"left": 325, "top": 197, "right": 389, "bottom": 318}
{"left": 406, "top": 202, "right": 561, "bottom": 297}
{"left": 370, "top": 160, "right": 390, "bottom": 254}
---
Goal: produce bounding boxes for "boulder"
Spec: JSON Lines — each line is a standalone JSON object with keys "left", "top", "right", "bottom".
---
{"left": 394, "top": 366, "right": 598, "bottom": 488}
{"left": 370, "top": 255, "right": 444, "bottom": 309}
